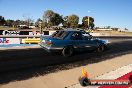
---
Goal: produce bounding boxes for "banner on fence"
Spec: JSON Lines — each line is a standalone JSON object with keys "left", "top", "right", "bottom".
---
{"left": 21, "top": 38, "right": 40, "bottom": 44}
{"left": 2, "top": 30, "right": 20, "bottom": 35}
{"left": 0, "top": 38, "right": 20, "bottom": 44}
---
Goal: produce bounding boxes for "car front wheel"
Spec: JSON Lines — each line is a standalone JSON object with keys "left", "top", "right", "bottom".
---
{"left": 97, "top": 44, "right": 105, "bottom": 52}
{"left": 62, "top": 46, "right": 74, "bottom": 57}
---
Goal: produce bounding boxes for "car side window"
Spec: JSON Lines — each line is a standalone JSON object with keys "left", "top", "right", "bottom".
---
{"left": 51, "top": 31, "right": 68, "bottom": 39}
{"left": 82, "top": 32, "right": 92, "bottom": 40}
{"left": 71, "top": 32, "right": 83, "bottom": 40}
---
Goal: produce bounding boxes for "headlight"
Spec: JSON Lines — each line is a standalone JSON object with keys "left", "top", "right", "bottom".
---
{"left": 105, "top": 40, "right": 111, "bottom": 44}
{"left": 102, "top": 40, "right": 111, "bottom": 44}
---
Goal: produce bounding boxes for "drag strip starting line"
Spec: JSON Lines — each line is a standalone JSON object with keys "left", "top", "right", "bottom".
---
{"left": 67, "top": 64, "right": 132, "bottom": 88}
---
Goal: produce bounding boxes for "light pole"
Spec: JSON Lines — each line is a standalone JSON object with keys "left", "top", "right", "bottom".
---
{"left": 85, "top": 16, "right": 89, "bottom": 29}
{"left": 87, "top": 10, "right": 91, "bottom": 30}
{"left": 39, "top": 21, "right": 43, "bottom": 35}
{"left": 84, "top": 16, "right": 90, "bottom": 30}
{"left": 87, "top": 16, "right": 90, "bottom": 29}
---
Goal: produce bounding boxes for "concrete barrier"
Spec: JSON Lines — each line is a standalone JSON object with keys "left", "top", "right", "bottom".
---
{"left": 1, "top": 35, "right": 132, "bottom": 38}
{"left": 0, "top": 35, "right": 132, "bottom": 45}
{"left": 0, "top": 29, "right": 132, "bottom": 45}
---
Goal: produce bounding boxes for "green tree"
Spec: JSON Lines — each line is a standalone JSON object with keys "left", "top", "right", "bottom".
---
{"left": 25, "top": 18, "right": 34, "bottom": 27}
{"left": 78, "top": 24, "right": 83, "bottom": 28}
{"left": 106, "top": 26, "right": 111, "bottom": 29}
{"left": 6, "top": 19, "right": 28, "bottom": 27}
{"left": 0, "top": 16, "right": 6, "bottom": 26}
{"left": 124, "top": 28, "right": 128, "bottom": 31}
{"left": 62, "top": 16, "right": 69, "bottom": 28}
{"left": 50, "top": 13, "right": 63, "bottom": 26}
{"left": 63, "top": 14, "right": 79, "bottom": 28}
{"left": 5, "top": 19, "right": 14, "bottom": 27}
{"left": 44, "top": 10, "right": 54, "bottom": 20}
{"left": 42, "top": 22, "right": 47, "bottom": 29}
{"left": 82, "top": 16, "right": 95, "bottom": 29}
{"left": 43, "top": 10, "right": 54, "bottom": 27}
{"left": 13, "top": 20, "right": 25, "bottom": 27}
{"left": 82, "top": 16, "right": 88, "bottom": 28}
{"left": 43, "top": 10, "right": 63, "bottom": 27}
{"left": 47, "top": 21, "right": 53, "bottom": 27}
{"left": 35, "top": 18, "right": 42, "bottom": 27}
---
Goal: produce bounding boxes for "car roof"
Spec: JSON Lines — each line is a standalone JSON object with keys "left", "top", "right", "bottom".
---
{"left": 61, "top": 28, "right": 84, "bottom": 32}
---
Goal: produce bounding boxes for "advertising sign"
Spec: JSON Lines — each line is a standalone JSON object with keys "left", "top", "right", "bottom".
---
{"left": 0, "top": 30, "right": 3, "bottom": 35}
{"left": 7, "top": 38, "right": 20, "bottom": 44}
{"left": 2, "top": 30, "right": 20, "bottom": 35}
{"left": 21, "top": 38, "right": 40, "bottom": 44}
{"left": 0, "top": 38, "right": 20, "bottom": 44}
{"left": 19, "top": 31, "right": 30, "bottom": 35}
{"left": 0, "top": 30, "right": 56, "bottom": 36}
{"left": 29, "top": 31, "right": 41, "bottom": 35}
{"left": 0, "top": 38, "right": 9, "bottom": 44}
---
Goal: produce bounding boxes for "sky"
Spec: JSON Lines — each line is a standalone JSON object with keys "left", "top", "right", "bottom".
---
{"left": 0, "top": 0, "right": 132, "bottom": 31}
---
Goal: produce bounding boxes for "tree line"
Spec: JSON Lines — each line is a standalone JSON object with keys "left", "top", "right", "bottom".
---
{"left": 36, "top": 10, "right": 95, "bottom": 29}
{"left": 0, "top": 16, "right": 34, "bottom": 28}
{"left": 0, "top": 10, "right": 95, "bottom": 29}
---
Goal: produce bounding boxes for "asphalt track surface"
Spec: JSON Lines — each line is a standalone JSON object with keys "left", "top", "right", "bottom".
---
{"left": 0, "top": 38, "right": 132, "bottom": 84}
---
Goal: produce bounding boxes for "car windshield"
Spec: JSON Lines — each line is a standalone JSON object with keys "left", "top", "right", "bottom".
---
{"left": 51, "top": 31, "right": 68, "bottom": 39}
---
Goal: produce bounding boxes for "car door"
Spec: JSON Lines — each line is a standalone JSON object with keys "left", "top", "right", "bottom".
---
{"left": 82, "top": 33, "right": 97, "bottom": 50}
{"left": 70, "top": 32, "right": 85, "bottom": 51}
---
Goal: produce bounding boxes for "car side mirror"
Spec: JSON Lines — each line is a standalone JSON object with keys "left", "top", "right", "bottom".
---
{"left": 87, "top": 35, "right": 92, "bottom": 39}
{"left": 90, "top": 35, "right": 93, "bottom": 39}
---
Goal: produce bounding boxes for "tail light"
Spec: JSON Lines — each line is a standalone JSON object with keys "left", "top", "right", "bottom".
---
{"left": 46, "top": 41, "right": 53, "bottom": 45}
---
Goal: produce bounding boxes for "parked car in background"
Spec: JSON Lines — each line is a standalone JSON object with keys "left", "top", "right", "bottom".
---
{"left": 39, "top": 29, "right": 109, "bottom": 57}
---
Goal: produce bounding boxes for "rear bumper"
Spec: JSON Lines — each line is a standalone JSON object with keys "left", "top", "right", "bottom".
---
{"left": 39, "top": 44, "right": 63, "bottom": 52}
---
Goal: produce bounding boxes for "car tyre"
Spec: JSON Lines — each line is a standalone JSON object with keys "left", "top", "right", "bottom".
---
{"left": 97, "top": 44, "right": 105, "bottom": 52}
{"left": 62, "top": 46, "right": 74, "bottom": 57}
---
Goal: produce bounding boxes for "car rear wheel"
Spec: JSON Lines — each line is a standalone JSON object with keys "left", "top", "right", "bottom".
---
{"left": 62, "top": 46, "right": 74, "bottom": 57}
{"left": 97, "top": 44, "right": 105, "bottom": 52}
